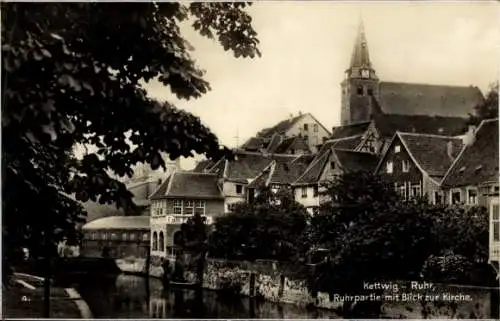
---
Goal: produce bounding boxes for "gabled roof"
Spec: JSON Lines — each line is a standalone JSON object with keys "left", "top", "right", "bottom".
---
{"left": 149, "top": 171, "right": 223, "bottom": 200}
{"left": 208, "top": 151, "right": 297, "bottom": 183}
{"left": 378, "top": 82, "right": 484, "bottom": 118}
{"left": 293, "top": 142, "right": 333, "bottom": 185}
{"left": 375, "top": 132, "right": 464, "bottom": 182}
{"left": 334, "top": 149, "right": 379, "bottom": 173}
{"left": 441, "top": 118, "right": 499, "bottom": 188}
{"left": 398, "top": 133, "right": 463, "bottom": 179}
{"left": 274, "top": 136, "right": 311, "bottom": 154}
{"left": 269, "top": 155, "right": 311, "bottom": 185}
{"left": 82, "top": 215, "right": 150, "bottom": 231}
{"left": 240, "top": 137, "right": 264, "bottom": 151}
{"left": 331, "top": 121, "right": 372, "bottom": 140}
{"left": 256, "top": 114, "right": 304, "bottom": 138}
{"left": 372, "top": 113, "right": 468, "bottom": 138}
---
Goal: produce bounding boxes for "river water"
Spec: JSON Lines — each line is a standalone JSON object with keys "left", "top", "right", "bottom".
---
{"left": 74, "top": 274, "right": 341, "bottom": 319}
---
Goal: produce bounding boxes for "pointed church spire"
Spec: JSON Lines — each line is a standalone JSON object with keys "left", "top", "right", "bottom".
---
{"left": 349, "top": 17, "right": 372, "bottom": 69}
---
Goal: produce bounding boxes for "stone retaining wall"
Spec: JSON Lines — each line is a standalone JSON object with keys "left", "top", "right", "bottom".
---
{"left": 149, "top": 258, "right": 495, "bottom": 318}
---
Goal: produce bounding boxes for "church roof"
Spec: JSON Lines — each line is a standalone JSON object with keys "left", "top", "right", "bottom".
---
{"left": 441, "top": 118, "right": 499, "bottom": 188}
{"left": 378, "top": 82, "right": 483, "bottom": 118}
{"left": 372, "top": 113, "right": 468, "bottom": 138}
{"left": 331, "top": 121, "right": 371, "bottom": 140}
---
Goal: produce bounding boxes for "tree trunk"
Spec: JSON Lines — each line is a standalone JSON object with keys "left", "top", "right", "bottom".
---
{"left": 43, "top": 226, "right": 51, "bottom": 318}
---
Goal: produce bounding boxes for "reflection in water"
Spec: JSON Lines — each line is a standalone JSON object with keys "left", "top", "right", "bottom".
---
{"left": 75, "top": 274, "right": 341, "bottom": 319}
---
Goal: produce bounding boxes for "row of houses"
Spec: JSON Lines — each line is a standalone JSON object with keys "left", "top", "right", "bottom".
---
{"left": 79, "top": 114, "right": 499, "bottom": 271}
{"left": 79, "top": 17, "right": 499, "bottom": 275}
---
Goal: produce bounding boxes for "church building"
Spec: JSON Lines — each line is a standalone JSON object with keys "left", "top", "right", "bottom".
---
{"left": 340, "top": 19, "right": 484, "bottom": 126}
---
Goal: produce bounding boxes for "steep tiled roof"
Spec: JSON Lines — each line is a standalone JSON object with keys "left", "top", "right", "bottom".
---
{"left": 441, "top": 118, "right": 499, "bottom": 187}
{"left": 82, "top": 216, "right": 150, "bottom": 230}
{"left": 256, "top": 114, "right": 304, "bottom": 138}
{"left": 274, "top": 136, "right": 311, "bottom": 154}
{"left": 240, "top": 137, "right": 264, "bottom": 151}
{"left": 192, "top": 159, "right": 215, "bottom": 172}
{"left": 331, "top": 121, "right": 371, "bottom": 140}
{"left": 330, "top": 136, "right": 363, "bottom": 150}
{"left": 216, "top": 151, "right": 296, "bottom": 183}
{"left": 150, "top": 171, "right": 223, "bottom": 200}
{"left": 247, "top": 167, "right": 272, "bottom": 188}
{"left": 334, "top": 150, "right": 378, "bottom": 173}
{"left": 270, "top": 157, "right": 311, "bottom": 185}
{"left": 372, "top": 113, "right": 468, "bottom": 138}
{"left": 293, "top": 149, "right": 331, "bottom": 185}
{"left": 378, "top": 82, "right": 484, "bottom": 118}
{"left": 266, "top": 134, "right": 284, "bottom": 153}
{"left": 398, "top": 133, "right": 464, "bottom": 179}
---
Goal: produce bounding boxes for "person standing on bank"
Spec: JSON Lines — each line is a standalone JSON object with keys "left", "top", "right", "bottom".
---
{"left": 161, "top": 258, "right": 170, "bottom": 287}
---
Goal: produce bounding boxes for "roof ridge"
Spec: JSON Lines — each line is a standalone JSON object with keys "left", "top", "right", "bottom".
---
{"left": 165, "top": 171, "right": 176, "bottom": 196}
{"left": 397, "top": 132, "right": 464, "bottom": 140}
{"left": 332, "top": 120, "right": 371, "bottom": 128}
{"left": 380, "top": 80, "right": 481, "bottom": 89}
{"left": 333, "top": 148, "right": 377, "bottom": 155}
{"left": 440, "top": 117, "right": 498, "bottom": 187}
{"left": 326, "top": 135, "right": 364, "bottom": 142}
{"left": 293, "top": 150, "right": 330, "bottom": 184}
{"left": 176, "top": 170, "right": 219, "bottom": 176}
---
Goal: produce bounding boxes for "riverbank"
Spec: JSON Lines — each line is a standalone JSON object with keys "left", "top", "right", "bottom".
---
{"left": 117, "top": 257, "right": 497, "bottom": 318}
{"left": 2, "top": 273, "right": 93, "bottom": 318}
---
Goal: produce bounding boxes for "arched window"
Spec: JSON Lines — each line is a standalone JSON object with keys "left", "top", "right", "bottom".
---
{"left": 152, "top": 232, "right": 158, "bottom": 251}
{"left": 159, "top": 232, "right": 165, "bottom": 252}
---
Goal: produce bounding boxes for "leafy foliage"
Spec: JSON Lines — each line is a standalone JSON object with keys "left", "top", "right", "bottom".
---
{"left": 310, "top": 172, "right": 489, "bottom": 296}
{"left": 2, "top": 2, "right": 260, "bottom": 273}
{"left": 468, "top": 81, "right": 499, "bottom": 125}
{"left": 209, "top": 185, "right": 310, "bottom": 261}
{"left": 178, "top": 212, "right": 211, "bottom": 284}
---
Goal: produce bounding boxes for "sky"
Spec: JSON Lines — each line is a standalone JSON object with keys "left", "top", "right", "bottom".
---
{"left": 75, "top": 1, "right": 500, "bottom": 171}
{"left": 143, "top": 1, "right": 500, "bottom": 169}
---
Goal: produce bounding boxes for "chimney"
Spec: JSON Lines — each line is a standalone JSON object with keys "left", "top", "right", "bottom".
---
{"left": 463, "top": 125, "right": 477, "bottom": 146}
{"left": 447, "top": 141, "right": 454, "bottom": 159}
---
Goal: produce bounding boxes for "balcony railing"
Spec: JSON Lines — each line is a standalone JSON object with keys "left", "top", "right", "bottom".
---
{"left": 165, "top": 215, "right": 213, "bottom": 225}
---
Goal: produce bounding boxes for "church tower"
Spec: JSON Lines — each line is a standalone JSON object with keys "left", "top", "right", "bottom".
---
{"left": 340, "top": 19, "right": 381, "bottom": 125}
